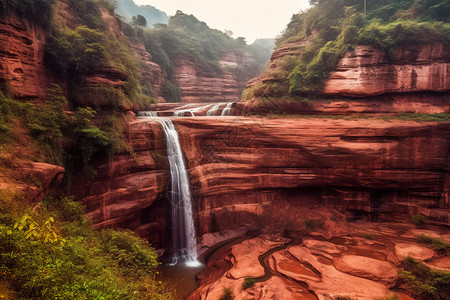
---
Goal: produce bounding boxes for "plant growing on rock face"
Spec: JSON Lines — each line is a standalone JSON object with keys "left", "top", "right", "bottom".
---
{"left": 219, "top": 288, "right": 234, "bottom": 300}
{"left": 242, "top": 277, "right": 256, "bottom": 290}
{"left": 398, "top": 256, "right": 450, "bottom": 299}
{"left": 410, "top": 214, "right": 426, "bottom": 225}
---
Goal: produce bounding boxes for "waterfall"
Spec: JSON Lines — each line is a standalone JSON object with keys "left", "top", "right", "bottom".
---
{"left": 173, "top": 104, "right": 214, "bottom": 117}
{"left": 137, "top": 111, "right": 158, "bottom": 117}
{"left": 221, "top": 102, "right": 233, "bottom": 116}
{"left": 206, "top": 103, "right": 224, "bottom": 116}
{"left": 157, "top": 118, "right": 200, "bottom": 267}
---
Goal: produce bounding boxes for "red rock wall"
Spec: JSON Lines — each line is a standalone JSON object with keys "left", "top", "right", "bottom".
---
{"left": 71, "top": 120, "right": 170, "bottom": 247}
{"left": 174, "top": 117, "right": 450, "bottom": 234}
{"left": 323, "top": 43, "right": 450, "bottom": 97}
{"left": 77, "top": 117, "right": 449, "bottom": 249}
{"left": 174, "top": 54, "right": 244, "bottom": 103}
{"left": 0, "top": 16, "right": 48, "bottom": 103}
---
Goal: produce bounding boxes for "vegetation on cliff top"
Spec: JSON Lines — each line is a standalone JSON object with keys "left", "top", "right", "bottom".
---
{"left": 126, "top": 11, "right": 271, "bottom": 102}
{"left": 242, "top": 0, "right": 450, "bottom": 101}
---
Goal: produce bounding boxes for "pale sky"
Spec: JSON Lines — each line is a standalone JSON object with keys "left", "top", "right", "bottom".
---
{"left": 133, "top": 0, "right": 311, "bottom": 43}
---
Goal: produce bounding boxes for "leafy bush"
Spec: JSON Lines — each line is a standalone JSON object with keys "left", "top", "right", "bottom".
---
{"left": 304, "top": 218, "right": 323, "bottom": 231}
{"left": 399, "top": 256, "right": 450, "bottom": 299}
{"left": 242, "top": 277, "right": 256, "bottom": 290}
{"left": 410, "top": 214, "right": 427, "bottom": 225}
{"left": 0, "top": 0, "right": 55, "bottom": 29}
{"left": 0, "top": 195, "right": 173, "bottom": 300}
{"left": 417, "top": 234, "right": 450, "bottom": 253}
{"left": 162, "top": 81, "right": 182, "bottom": 102}
{"left": 219, "top": 287, "right": 234, "bottom": 300}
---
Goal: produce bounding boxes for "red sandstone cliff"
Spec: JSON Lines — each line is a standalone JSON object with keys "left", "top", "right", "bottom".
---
{"left": 75, "top": 117, "right": 449, "bottom": 249}
{"left": 0, "top": 16, "right": 48, "bottom": 103}
{"left": 324, "top": 43, "right": 450, "bottom": 97}
{"left": 174, "top": 52, "right": 249, "bottom": 103}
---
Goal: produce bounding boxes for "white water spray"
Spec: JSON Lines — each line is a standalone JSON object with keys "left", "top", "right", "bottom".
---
{"left": 157, "top": 118, "right": 200, "bottom": 267}
{"left": 221, "top": 102, "right": 233, "bottom": 116}
{"left": 173, "top": 104, "right": 214, "bottom": 117}
{"left": 137, "top": 111, "right": 158, "bottom": 117}
{"left": 206, "top": 103, "right": 224, "bottom": 116}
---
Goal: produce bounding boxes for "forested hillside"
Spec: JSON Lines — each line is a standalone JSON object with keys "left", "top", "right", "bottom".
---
{"left": 243, "top": 0, "right": 450, "bottom": 101}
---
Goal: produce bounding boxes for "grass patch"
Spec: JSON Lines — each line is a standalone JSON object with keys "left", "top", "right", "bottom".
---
{"left": 417, "top": 234, "right": 450, "bottom": 253}
{"left": 383, "top": 113, "right": 450, "bottom": 122}
{"left": 410, "top": 214, "right": 426, "bottom": 225}
{"left": 399, "top": 256, "right": 450, "bottom": 299}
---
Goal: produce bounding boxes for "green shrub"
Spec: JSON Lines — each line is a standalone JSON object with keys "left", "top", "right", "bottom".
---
{"left": 363, "top": 233, "right": 375, "bottom": 240}
{"left": 417, "top": 234, "right": 450, "bottom": 253}
{"left": 242, "top": 277, "right": 256, "bottom": 290}
{"left": 410, "top": 214, "right": 426, "bottom": 225}
{"left": 399, "top": 256, "right": 450, "bottom": 299}
{"left": 219, "top": 287, "right": 234, "bottom": 300}
{"left": 0, "top": 0, "right": 55, "bottom": 29}
{"left": 304, "top": 218, "right": 323, "bottom": 231}
{"left": 0, "top": 196, "right": 173, "bottom": 300}
{"left": 162, "top": 81, "right": 182, "bottom": 102}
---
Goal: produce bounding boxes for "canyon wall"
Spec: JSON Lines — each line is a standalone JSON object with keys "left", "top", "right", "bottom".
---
{"left": 323, "top": 43, "right": 450, "bottom": 97}
{"left": 0, "top": 16, "right": 48, "bottom": 103}
{"left": 174, "top": 52, "right": 248, "bottom": 103}
{"left": 75, "top": 117, "right": 449, "bottom": 249}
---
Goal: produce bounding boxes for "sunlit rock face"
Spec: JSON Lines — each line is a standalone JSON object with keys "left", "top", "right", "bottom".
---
{"left": 74, "top": 116, "right": 448, "bottom": 249}
{"left": 175, "top": 117, "right": 450, "bottom": 234}
{"left": 0, "top": 15, "right": 48, "bottom": 103}
{"left": 323, "top": 43, "right": 450, "bottom": 97}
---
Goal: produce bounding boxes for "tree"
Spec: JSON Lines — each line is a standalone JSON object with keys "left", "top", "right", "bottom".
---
{"left": 131, "top": 14, "right": 147, "bottom": 27}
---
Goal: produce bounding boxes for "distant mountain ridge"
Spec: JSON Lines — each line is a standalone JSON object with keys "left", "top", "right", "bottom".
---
{"left": 115, "top": 0, "right": 168, "bottom": 27}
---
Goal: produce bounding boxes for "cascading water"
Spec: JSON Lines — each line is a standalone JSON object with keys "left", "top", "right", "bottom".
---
{"left": 221, "top": 102, "right": 233, "bottom": 116}
{"left": 173, "top": 104, "right": 214, "bottom": 117}
{"left": 206, "top": 103, "right": 224, "bottom": 116}
{"left": 157, "top": 118, "right": 200, "bottom": 267}
{"left": 137, "top": 111, "right": 158, "bottom": 117}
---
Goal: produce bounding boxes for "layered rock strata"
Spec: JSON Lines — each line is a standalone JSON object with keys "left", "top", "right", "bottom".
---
{"left": 0, "top": 16, "right": 47, "bottom": 103}
{"left": 324, "top": 43, "right": 450, "bottom": 97}
{"left": 174, "top": 53, "right": 245, "bottom": 103}
{"left": 77, "top": 117, "right": 449, "bottom": 250}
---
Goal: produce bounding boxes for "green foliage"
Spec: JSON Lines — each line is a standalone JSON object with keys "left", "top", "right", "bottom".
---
{"left": 249, "top": 0, "right": 450, "bottom": 100}
{"left": 131, "top": 14, "right": 147, "bottom": 27}
{"left": 357, "top": 20, "right": 450, "bottom": 55}
{"left": 140, "top": 10, "right": 266, "bottom": 101}
{"left": 0, "top": 86, "right": 67, "bottom": 164}
{"left": 0, "top": 195, "right": 173, "bottom": 300}
{"left": 0, "top": 0, "right": 55, "bottom": 29}
{"left": 363, "top": 233, "right": 375, "bottom": 240}
{"left": 161, "top": 81, "right": 182, "bottom": 103}
{"left": 410, "top": 214, "right": 427, "bottom": 225}
{"left": 45, "top": 26, "right": 107, "bottom": 76}
{"left": 67, "top": 0, "right": 105, "bottom": 29}
{"left": 417, "top": 234, "right": 450, "bottom": 253}
{"left": 242, "top": 277, "right": 256, "bottom": 290}
{"left": 399, "top": 256, "right": 450, "bottom": 299}
{"left": 219, "top": 287, "right": 234, "bottom": 300}
{"left": 69, "top": 107, "right": 111, "bottom": 171}
{"left": 387, "top": 113, "right": 450, "bottom": 122}
{"left": 304, "top": 218, "right": 324, "bottom": 231}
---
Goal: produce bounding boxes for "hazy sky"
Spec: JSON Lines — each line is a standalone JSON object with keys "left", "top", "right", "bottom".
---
{"left": 133, "top": 0, "right": 311, "bottom": 43}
